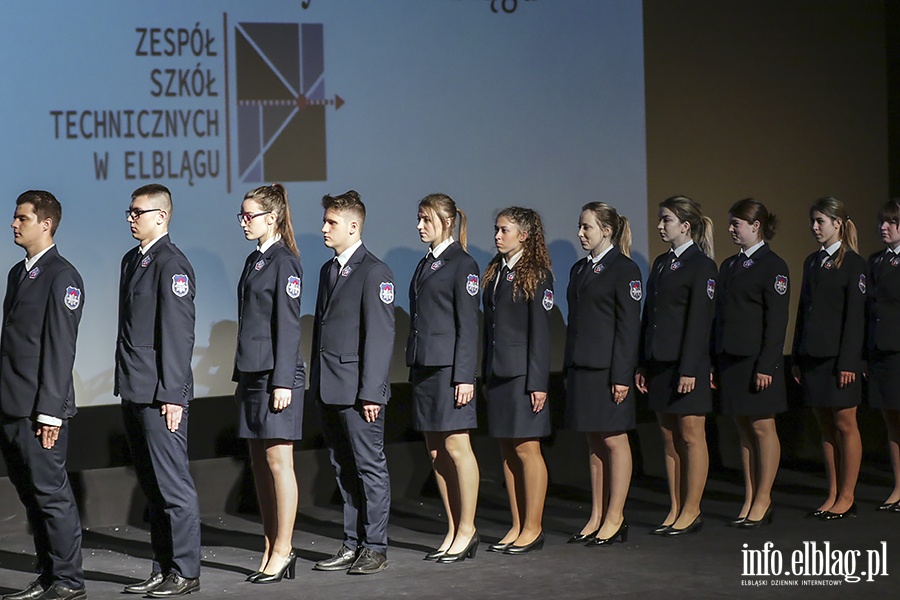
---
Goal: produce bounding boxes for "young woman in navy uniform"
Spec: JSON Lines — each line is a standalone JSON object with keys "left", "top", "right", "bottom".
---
{"left": 564, "top": 202, "right": 641, "bottom": 546}
{"left": 233, "top": 184, "right": 304, "bottom": 582}
{"left": 636, "top": 195, "right": 716, "bottom": 536}
{"left": 712, "top": 199, "right": 790, "bottom": 528}
{"left": 791, "top": 196, "right": 865, "bottom": 520}
{"left": 866, "top": 199, "right": 900, "bottom": 511}
{"left": 482, "top": 207, "right": 553, "bottom": 554}
{"left": 407, "top": 193, "right": 481, "bottom": 562}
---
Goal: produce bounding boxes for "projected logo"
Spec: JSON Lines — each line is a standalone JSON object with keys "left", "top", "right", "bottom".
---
{"left": 235, "top": 22, "right": 343, "bottom": 183}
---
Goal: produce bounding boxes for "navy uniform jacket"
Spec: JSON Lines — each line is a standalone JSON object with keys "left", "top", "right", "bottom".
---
{"left": 564, "top": 247, "right": 641, "bottom": 386}
{"left": 233, "top": 241, "right": 304, "bottom": 389}
{"left": 406, "top": 241, "right": 479, "bottom": 384}
{"left": 115, "top": 235, "right": 195, "bottom": 405}
{"left": 310, "top": 244, "right": 395, "bottom": 406}
{"left": 1, "top": 247, "right": 83, "bottom": 419}
{"left": 713, "top": 245, "right": 790, "bottom": 375}
{"left": 640, "top": 244, "right": 717, "bottom": 377}
{"left": 791, "top": 248, "right": 866, "bottom": 372}
{"left": 866, "top": 249, "right": 900, "bottom": 354}
{"left": 482, "top": 266, "right": 553, "bottom": 393}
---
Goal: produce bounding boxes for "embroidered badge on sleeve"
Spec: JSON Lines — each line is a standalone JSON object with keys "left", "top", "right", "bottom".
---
{"left": 380, "top": 282, "right": 395, "bottom": 304}
{"left": 286, "top": 275, "right": 301, "bottom": 299}
{"left": 64, "top": 286, "right": 81, "bottom": 310}
{"left": 172, "top": 274, "right": 189, "bottom": 297}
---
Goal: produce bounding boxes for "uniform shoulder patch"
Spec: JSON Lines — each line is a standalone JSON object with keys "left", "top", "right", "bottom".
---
{"left": 64, "top": 286, "right": 81, "bottom": 310}
{"left": 466, "top": 274, "right": 479, "bottom": 296}
{"left": 380, "top": 281, "right": 395, "bottom": 304}
{"left": 542, "top": 289, "right": 554, "bottom": 311}
{"left": 629, "top": 280, "right": 642, "bottom": 301}
{"left": 171, "top": 274, "right": 189, "bottom": 297}
{"left": 706, "top": 278, "right": 716, "bottom": 299}
{"left": 286, "top": 275, "right": 301, "bottom": 299}
{"left": 774, "top": 274, "right": 788, "bottom": 296}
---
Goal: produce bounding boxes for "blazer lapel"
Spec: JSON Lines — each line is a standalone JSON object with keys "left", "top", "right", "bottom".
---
{"left": 417, "top": 242, "right": 458, "bottom": 292}
{"left": 11, "top": 247, "right": 57, "bottom": 312}
{"left": 325, "top": 244, "right": 368, "bottom": 312}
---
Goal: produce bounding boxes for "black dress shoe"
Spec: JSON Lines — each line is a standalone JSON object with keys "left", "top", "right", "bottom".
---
{"left": 877, "top": 501, "right": 899, "bottom": 511}
{"left": 423, "top": 548, "right": 447, "bottom": 561}
{"left": 437, "top": 533, "right": 479, "bottom": 563}
{"left": 245, "top": 571, "right": 262, "bottom": 583}
{"left": 664, "top": 515, "right": 703, "bottom": 537}
{"left": 252, "top": 550, "right": 297, "bottom": 584}
{"left": 314, "top": 545, "right": 358, "bottom": 571}
{"left": 33, "top": 584, "right": 85, "bottom": 600}
{"left": 124, "top": 572, "right": 166, "bottom": 594}
{"left": 146, "top": 573, "right": 200, "bottom": 597}
{"left": 819, "top": 504, "right": 857, "bottom": 521}
{"left": 649, "top": 524, "right": 673, "bottom": 535}
{"left": 740, "top": 508, "right": 774, "bottom": 529}
{"left": 726, "top": 517, "right": 748, "bottom": 527}
{"left": 586, "top": 523, "right": 628, "bottom": 547}
{"left": 487, "top": 541, "right": 512, "bottom": 553}
{"left": 805, "top": 509, "right": 826, "bottom": 519}
{"left": 567, "top": 528, "right": 600, "bottom": 544}
{"left": 347, "top": 548, "right": 388, "bottom": 575}
{"left": 2, "top": 580, "right": 47, "bottom": 600}
{"left": 503, "top": 533, "right": 544, "bottom": 555}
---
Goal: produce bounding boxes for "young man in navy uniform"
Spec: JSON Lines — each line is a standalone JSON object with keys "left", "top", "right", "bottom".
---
{"left": 0, "top": 191, "right": 85, "bottom": 600}
{"left": 115, "top": 184, "right": 200, "bottom": 597}
{"left": 310, "top": 190, "right": 394, "bottom": 575}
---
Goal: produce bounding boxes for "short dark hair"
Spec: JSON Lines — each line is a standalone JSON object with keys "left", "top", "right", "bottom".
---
{"left": 16, "top": 190, "right": 62, "bottom": 235}
{"left": 132, "top": 183, "right": 173, "bottom": 213}
{"left": 322, "top": 190, "right": 366, "bottom": 227}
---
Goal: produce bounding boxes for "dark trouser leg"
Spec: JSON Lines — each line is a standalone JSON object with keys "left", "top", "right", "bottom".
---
{"left": 340, "top": 405, "right": 390, "bottom": 554}
{"left": 320, "top": 402, "right": 362, "bottom": 550}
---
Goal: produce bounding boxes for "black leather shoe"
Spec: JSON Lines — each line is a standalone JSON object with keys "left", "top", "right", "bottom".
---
{"left": 124, "top": 572, "right": 166, "bottom": 594}
{"left": 3, "top": 580, "right": 47, "bottom": 600}
{"left": 314, "top": 545, "right": 358, "bottom": 571}
{"left": 805, "top": 509, "right": 826, "bottom": 519}
{"left": 487, "top": 541, "right": 512, "bottom": 553}
{"left": 252, "top": 550, "right": 297, "bottom": 584}
{"left": 245, "top": 571, "right": 262, "bottom": 583}
{"left": 146, "top": 573, "right": 200, "bottom": 597}
{"left": 33, "top": 585, "right": 85, "bottom": 600}
{"left": 586, "top": 523, "right": 628, "bottom": 547}
{"left": 726, "top": 517, "right": 748, "bottom": 527}
{"left": 664, "top": 515, "right": 703, "bottom": 537}
{"left": 423, "top": 548, "right": 447, "bottom": 561}
{"left": 740, "top": 508, "right": 774, "bottom": 529}
{"left": 820, "top": 504, "right": 857, "bottom": 521}
{"left": 649, "top": 524, "right": 673, "bottom": 535}
{"left": 437, "top": 533, "right": 479, "bottom": 563}
{"left": 567, "top": 528, "right": 600, "bottom": 544}
{"left": 877, "top": 501, "right": 899, "bottom": 511}
{"left": 347, "top": 548, "right": 388, "bottom": 575}
{"left": 503, "top": 533, "right": 544, "bottom": 555}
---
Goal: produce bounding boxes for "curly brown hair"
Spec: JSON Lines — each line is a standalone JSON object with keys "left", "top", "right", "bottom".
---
{"left": 483, "top": 206, "right": 552, "bottom": 300}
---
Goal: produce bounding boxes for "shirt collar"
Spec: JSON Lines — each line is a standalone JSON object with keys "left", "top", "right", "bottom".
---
{"left": 742, "top": 240, "right": 765, "bottom": 257}
{"left": 502, "top": 248, "right": 524, "bottom": 270}
{"left": 24, "top": 244, "right": 55, "bottom": 271}
{"left": 672, "top": 239, "right": 694, "bottom": 258}
{"left": 428, "top": 237, "right": 454, "bottom": 259}
{"left": 139, "top": 232, "right": 168, "bottom": 255}
{"left": 257, "top": 233, "right": 282, "bottom": 254}
{"left": 335, "top": 239, "right": 363, "bottom": 268}
{"left": 888, "top": 243, "right": 900, "bottom": 255}
{"left": 589, "top": 244, "right": 614, "bottom": 264}
{"left": 822, "top": 241, "right": 842, "bottom": 257}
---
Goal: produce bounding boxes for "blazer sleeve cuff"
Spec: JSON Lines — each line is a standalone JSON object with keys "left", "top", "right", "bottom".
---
{"left": 36, "top": 414, "right": 63, "bottom": 427}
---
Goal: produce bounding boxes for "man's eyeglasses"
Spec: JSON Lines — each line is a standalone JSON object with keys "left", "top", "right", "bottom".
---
{"left": 125, "top": 208, "right": 161, "bottom": 220}
{"left": 237, "top": 211, "right": 271, "bottom": 225}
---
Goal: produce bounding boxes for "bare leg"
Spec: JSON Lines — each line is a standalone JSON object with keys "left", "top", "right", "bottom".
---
{"left": 671, "top": 414, "right": 707, "bottom": 529}
{"left": 656, "top": 413, "right": 680, "bottom": 526}
{"left": 811, "top": 407, "right": 839, "bottom": 513}
{"left": 512, "top": 438, "right": 547, "bottom": 546}
{"left": 596, "top": 431, "right": 632, "bottom": 539}
{"left": 746, "top": 416, "right": 779, "bottom": 521}
{"left": 443, "top": 431, "right": 480, "bottom": 554}
{"left": 579, "top": 433, "right": 605, "bottom": 535}
{"left": 498, "top": 439, "right": 523, "bottom": 544}
{"left": 424, "top": 431, "right": 455, "bottom": 552}
{"left": 829, "top": 407, "right": 861, "bottom": 514}
{"left": 734, "top": 417, "right": 755, "bottom": 520}
{"left": 248, "top": 440, "right": 275, "bottom": 572}
{"left": 882, "top": 409, "right": 900, "bottom": 505}
{"left": 260, "top": 441, "right": 298, "bottom": 575}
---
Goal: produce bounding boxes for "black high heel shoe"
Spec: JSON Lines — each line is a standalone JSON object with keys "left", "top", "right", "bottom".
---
{"left": 251, "top": 550, "right": 297, "bottom": 584}
{"left": 819, "top": 503, "right": 857, "bottom": 521}
{"left": 663, "top": 515, "right": 703, "bottom": 537}
{"left": 438, "top": 533, "right": 479, "bottom": 563}
{"left": 487, "top": 541, "right": 513, "bottom": 553}
{"left": 586, "top": 522, "right": 628, "bottom": 547}
{"left": 567, "top": 528, "right": 600, "bottom": 544}
{"left": 805, "top": 509, "right": 826, "bottom": 519}
{"left": 245, "top": 571, "right": 263, "bottom": 582}
{"left": 877, "top": 501, "right": 899, "bottom": 511}
{"left": 726, "top": 517, "right": 748, "bottom": 527}
{"left": 503, "top": 533, "right": 544, "bottom": 555}
{"left": 424, "top": 548, "right": 448, "bottom": 561}
{"left": 740, "top": 507, "right": 774, "bottom": 529}
{"left": 649, "top": 524, "right": 673, "bottom": 535}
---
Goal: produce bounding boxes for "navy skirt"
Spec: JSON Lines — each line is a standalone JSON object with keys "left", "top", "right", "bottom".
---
{"left": 484, "top": 375, "right": 551, "bottom": 439}
{"left": 646, "top": 360, "right": 712, "bottom": 415}
{"left": 410, "top": 366, "right": 477, "bottom": 432}
{"left": 796, "top": 355, "right": 861, "bottom": 408}
{"left": 236, "top": 371, "right": 304, "bottom": 440}
{"left": 565, "top": 367, "right": 635, "bottom": 432}
{"left": 867, "top": 350, "right": 900, "bottom": 411}
{"left": 715, "top": 353, "right": 787, "bottom": 416}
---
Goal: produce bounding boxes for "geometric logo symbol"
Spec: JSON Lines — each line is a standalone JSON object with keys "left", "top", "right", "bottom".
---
{"left": 236, "top": 23, "right": 343, "bottom": 183}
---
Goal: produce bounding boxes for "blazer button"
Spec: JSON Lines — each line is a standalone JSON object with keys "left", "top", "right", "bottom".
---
{"left": 321, "top": 320, "right": 326, "bottom": 326}
{"left": 319, "top": 347, "right": 324, "bottom": 352}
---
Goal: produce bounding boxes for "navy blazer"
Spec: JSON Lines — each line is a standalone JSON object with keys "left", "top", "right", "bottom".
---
{"left": 0, "top": 247, "right": 83, "bottom": 419}
{"left": 310, "top": 244, "right": 395, "bottom": 406}
{"left": 866, "top": 249, "right": 900, "bottom": 354}
{"left": 713, "top": 244, "right": 790, "bottom": 376}
{"left": 640, "top": 244, "right": 717, "bottom": 377}
{"left": 564, "top": 247, "right": 642, "bottom": 386}
{"left": 233, "top": 241, "right": 304, "bottom": 389}
{"left": 482, "top": 265, "right": 553, "bottom": 393}
{"left": 406, "top": 241, "right": 480, "bottom": 384}
{"left": 115, "top": 235, "right": 195, "bottom": 405}
{"left": 792, "top": 248, "right": 866, "bottom": 372}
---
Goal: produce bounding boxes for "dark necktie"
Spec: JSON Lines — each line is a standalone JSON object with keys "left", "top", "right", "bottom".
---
{"left": 328, "top": 258, "right": 341, "bottom": 291}
{"left": 126, "top": 250, "right": 142, "bottom": 281}
{"left": 416, "top": 254, "right": 435, "bottom": 287}
{"left": 578, "top": 257, "right": 593, "bottom": 287}
{"left": 17, "top": 262, "right": 28, "bottom": 285}
{"left": 817, "top": 249, "right": 830, "bottom": 268}
{"left": 658, "top": 251, "right": 675, "bottom": 276}
{"left": 495, "top": 265, "right": 510, "bottom": 301}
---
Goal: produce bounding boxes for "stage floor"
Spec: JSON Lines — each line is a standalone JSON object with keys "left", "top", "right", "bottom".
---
{"left": 1, "top": 466, "right": 898, "bottom": 599}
